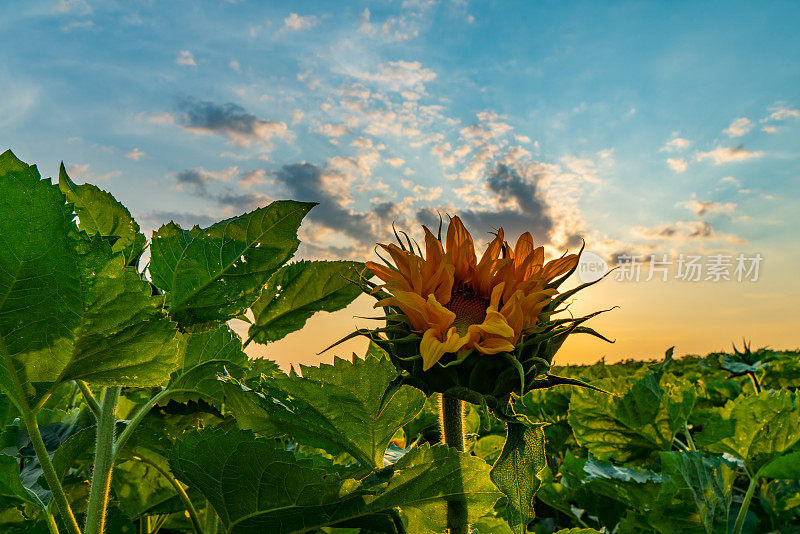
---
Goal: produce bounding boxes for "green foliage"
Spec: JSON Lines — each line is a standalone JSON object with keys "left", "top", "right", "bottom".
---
{"left": 58, "top": 163, "right": 146, "bottom": 265}
{"left": 170, "top": 428, "right": 501, "bottom": 534}
{"left": 568, "top": 370, "right": 696, "bottom": 463}
{"left": 4, "top": 150, "right": 800, "bottom": 534}
{"left": 248, "top": 260, "right": 365, "bottom": 344}
{"left": 490, "top": 422, "right": 547, "bottom": 534}
{"left": 149, "top": 200, "right": 314, "bottom": 328}
{"left": 223, "top": 354, "right": 426, "bottom": 469}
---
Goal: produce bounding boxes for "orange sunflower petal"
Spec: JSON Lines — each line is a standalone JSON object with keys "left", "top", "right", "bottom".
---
{"left": 420, "top": 327, "right": 469, "bottom": 370}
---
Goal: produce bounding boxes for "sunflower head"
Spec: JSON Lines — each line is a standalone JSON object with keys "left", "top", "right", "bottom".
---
{"left": 347, "top": 215, "right": 612, "bottom": 411}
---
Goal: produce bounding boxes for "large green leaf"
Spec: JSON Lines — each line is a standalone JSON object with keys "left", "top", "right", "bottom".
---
{"left": 568, "top": 371, "right": 696, "bottom": 463}
{"left": 695, "top": 390, "right": 799, "bottom": 472}
{"left": 223, "top": 354, "right": 426, "bottom": 469}
{"left": 0, "top": 151, "right": 181, "bottom": 409}
{"left": 149, "top": 200, "right": 314, "bottom": 327}
{"left": 650, "top": 452, "right": 735, "bottom": 534}
{"left": 168, "top": 325, "right": 249, "bottom": 404}
{"left": 248, "top": 260, "right": 365, "bottom": 344}
{"left": 170, "top": 428, "right": 502, "bottom": 533}
{"left": 58, "top": 163, "right": 146, "bottom": 265}
{"left": 489, "top": 421, "right": 547, "bottom": 534}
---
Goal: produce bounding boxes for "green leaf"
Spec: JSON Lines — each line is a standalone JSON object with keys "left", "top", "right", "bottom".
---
{"left": 248, "top": 260, "right": 365, "bottom": 344}
{"left": 758, "top": 451, "right": 800, "bottom": 480}
{"left": 0, "top": 151, "right": 181, "bottom": 409}
{"left": 168, "top": 325, "right": 249, "bottom": 404}
{"left": 149, "top": 200, "right": 315, "bottom": 328}
{"left": 568, "top": 371, "right": 696, "bottom": 463}
{"left": 58, "top": 163, "right": 146, "bottom": 265}
{"left": 223, "top": 354, "right": 426, "bottom": 469}
{"left": 651, "top": 452, "right": 735, "bottom": 534}
{"left": 553, "top": 530, "right": 605, "bottom": 534}
{"left": 170, "top": 428, "right": 502, "bottom": 534}
{"left": 695, "top": 390, "right": 799, "bottom": 472}
{"left": 0, "top": 455, "right": 41, "bottom": 508}
{"left": 489, "top": 421, "right": 547, "bottom": 534}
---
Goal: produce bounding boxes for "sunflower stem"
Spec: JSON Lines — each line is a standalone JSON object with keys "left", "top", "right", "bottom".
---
{"left": 439, "top": 394, "right": 468, "bottom": 534}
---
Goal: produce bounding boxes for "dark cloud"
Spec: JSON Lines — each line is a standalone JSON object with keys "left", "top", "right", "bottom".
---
{"left": 174, "top": 168, "right": 211, "bottom": 195}
{"left": 459, "top": 163, "right": 553, "bottom": 241}
{"left": 274, "top": 163, "right": 384, "bottom": 250}
{"left": 176, "top": 98, "right": 288, "bottom": 145}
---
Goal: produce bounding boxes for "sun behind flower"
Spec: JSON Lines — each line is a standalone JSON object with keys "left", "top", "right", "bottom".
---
{"left": 366, "top": 216, "right": 578, "bottom": 371}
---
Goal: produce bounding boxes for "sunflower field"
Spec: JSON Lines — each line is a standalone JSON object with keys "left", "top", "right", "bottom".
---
{"left": 1, "top": 150, "right": 799, "bottom": 534}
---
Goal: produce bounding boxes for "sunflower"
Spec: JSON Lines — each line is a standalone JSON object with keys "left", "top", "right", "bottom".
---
{"left": 366, "top": 216, "right": 578, "bottom": 371}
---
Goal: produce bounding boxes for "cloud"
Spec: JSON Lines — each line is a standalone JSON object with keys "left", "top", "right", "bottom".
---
{"left": 351, "top": 61, "right": 436, "bottom": 93}
{"left": 358, "top": 8, "right": 375, "bottom": 36}
{"left": 723, "top": 117, "right": 753, "bottom": 138}
{"left": 458, "top": 163, "right": 554, "bottom": 243}
{"left": 761, "top": 125, "right": 777, "bottom": 133}
{"left": 176, "top": 50, "right": 196, "bottom": 67}
{"left": 696, "top": 145, "right": 763, "bottom": 164}
{"left": 318, "top": 123, "right": 349, "bottom": 138}
{"left": 661, "top": 137, "right": 690, "bottom": 151}
{"left": 176, "top": 98, "right": 290, "bottom": 147}
{"left": 239, "top": 169, "right": 268, "bottom": 188}
{"left": 676, "top": 200, "right": 736, "bottom": 217}
{"left": 282, "top": 13, "right": 317, "bottom": 32}
{"left": 385, "top": 157, "right": 405, "bottom": 168}
{"left": 173, "top": 166, "right": 237, "bottom": 195}
{"left": 666, "top": 157, "right": 688, "bottom": 173}
{"left": 763, "top": 106, "right": 799, "bottom": 122}
{"left": 632, "top": 220, "right": 744, "bottom": 244}
{"left": 148, "top": 113, "right": 175, "bottom": 124}
{"left": 273, "top": 163, "right": 388, "bottom": 255}
{"left": 229, "top": 60, "right": 240, "bottom": 72}
{"left": 125, "top": 148, "right": 145, "bottom": 160}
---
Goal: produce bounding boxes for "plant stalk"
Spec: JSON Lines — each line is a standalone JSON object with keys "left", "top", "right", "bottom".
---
{"left": 133, "top": 454, "right": 203, "bottom": 534}
{"left": 204, "top": 498, "right": 219, "bottom": 534}
{"left": 747, "top": 371, "right": 762, "bottom": 394}
{"left": 732, "top": 474, "right": 758, "bottom": 534}
{"left": 23, "top": 411, "right": 82, "bottom": 534}
{"left": 84, "top": 387, "right": 121, "bottom": 534}
{"left": 76, "top": 380, "right": 101, "bottom": 418}
{"left": 439, "top": 394, "right": 468, "bottom": 534}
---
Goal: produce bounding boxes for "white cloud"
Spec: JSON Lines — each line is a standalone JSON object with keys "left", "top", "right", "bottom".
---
{"left": 283, "top": 13, "right": 317, "bottom": 32}
{"left": 176, "top": 50, "right": 196, "bottom": 66}
{"left": 661, "top": 137, "right": 690, "bottom": 151}
{"left": 761, "top": 125, "right": 777, "bottom": 133}
{"left": 351, "top": 61, "right": 436, "bottom": 93}
{"left": 147, "top": 113, "right": 175, "bottom": 124}
{"left": 291, "top": 109, "right": 304, "bottom": 125}
{"left": 561, "top": 155, "right": 600, "bottom": 183}
{"left": 515, "top": 134, "right": 531, "bottom": 144}
{"left": 318, "top": 123, "right": 349, "bottom": 138}
{"left": 358, "top": 8, "right": 375, "bottom": 36}
{"left": 385, "top": 157, "right": 405, "bottom": 168}
{"left": 125, "top": 148, "right": 145, "bottom": 160}
{"left": 718, "top": 176, "right": 740, "bottom": 187}
{"left": 67, "top": 163, "right": 90, "bottom": 175}
{"left": 229, "top": 60, "right": 240, "bottom": 72}
{"left": 676, "top": 199, "right": 737, "bottom": 217}
{"left": 667, "top": 157, "right": 688, "bottom": 173}
{"left": 632, "top": 220, "right": 744, "bottom": 244}
{"left": 696, "top": 145, "right": 763, "bottom": 164}
{"left": 723, "top": 117, "right": 753, "bottom": 138}
{"left": 764, "top": 106, "right": 799, "bottom": 122}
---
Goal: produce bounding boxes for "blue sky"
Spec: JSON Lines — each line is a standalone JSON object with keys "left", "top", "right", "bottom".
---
{"left": 2, "top": 0, "right": 798, "bottom": 363}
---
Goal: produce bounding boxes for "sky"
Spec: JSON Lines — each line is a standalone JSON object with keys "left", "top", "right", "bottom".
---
{"left": 1, "top": 0, "right": 798, "bottom": 368}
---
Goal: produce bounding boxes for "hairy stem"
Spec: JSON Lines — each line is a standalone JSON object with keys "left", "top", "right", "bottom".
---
{"left": 23, "top": 411, "right": 82, "bottom": 534}
{"left": 133, "top": 454, "right": 202, "bottom": 534}
{"left": 84, "top": 387, "right": 121, "bottom": 534}
{"left": 75, "top": 380, "right": 101, "bottom": 419}
{"left": 439, "top": 394, "right": 468, "bottom": 534}
{"left": 732, "top": 474, "right": 758, "bottom": 534}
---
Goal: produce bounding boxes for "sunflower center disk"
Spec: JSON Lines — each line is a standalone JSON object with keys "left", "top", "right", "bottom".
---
{"left": 444, "top": 288, "right": 490, "bottom": 336}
